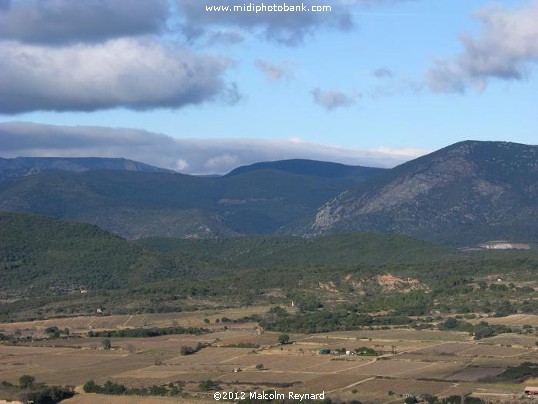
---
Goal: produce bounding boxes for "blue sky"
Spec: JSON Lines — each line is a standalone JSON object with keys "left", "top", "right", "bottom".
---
{"left": 0, "top": 0, "right": 536, "bottom": 173}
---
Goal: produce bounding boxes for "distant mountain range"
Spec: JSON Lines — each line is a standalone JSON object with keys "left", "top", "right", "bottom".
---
{"left": 0, "top": 156, "right": 173, "bottom": 180}
{"left": 0, "top": 158, "right": 382, "bottom": 239}
{"left": 309, "top": 141, "right": 537, "bottom": 245}
{"left": 0, "top": 141, "right": 536, "bottom": 246}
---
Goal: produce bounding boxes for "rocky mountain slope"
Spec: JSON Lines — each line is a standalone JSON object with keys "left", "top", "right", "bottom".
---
{"left": 309, "top": 141, "right": 537, "bottom": 245}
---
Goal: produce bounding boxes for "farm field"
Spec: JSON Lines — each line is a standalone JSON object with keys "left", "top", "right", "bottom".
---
{"left": 0, "top": 305, "right": 277, "bottom": 336}
{"left": 1, "top": 312, "right": 537, "bottom": 403}
{"left": 469, "top": 314, "right": 538, "bottom": 328}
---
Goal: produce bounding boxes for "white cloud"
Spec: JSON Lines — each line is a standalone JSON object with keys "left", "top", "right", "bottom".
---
{"left": 0, "top": 0, "right": 169, "bottom": 44}
{"left": 426, "top": 0, "right": 538, "bottom": 93}
{"left": 255, "top": 59, "right": 294, "bottom": 82}
{"left": 372, "top": 67, "right": 394, "bottom": 79}
{"left": 0, "top": 122, "right": 429, "bottom": 174}
{"left": 0, "top": 39, "right": 235, "bottom": 113}
{"left": 176, "top": 0, "right": 353, "bottom": 46}
{"left": 312, "top": 88, "right": 359, "bottom": 111}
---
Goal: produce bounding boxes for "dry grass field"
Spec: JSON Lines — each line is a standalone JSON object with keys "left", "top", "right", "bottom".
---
{"left": 1, "top": 311, "right": 537, "bottom": 403}
{"left": 470, "top": 314, "right": 538, "bottom": 328}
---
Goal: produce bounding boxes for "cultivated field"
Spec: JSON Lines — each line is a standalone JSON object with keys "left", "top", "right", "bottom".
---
{"left": 1, "top": 309, "right": 537, "bottom": 403}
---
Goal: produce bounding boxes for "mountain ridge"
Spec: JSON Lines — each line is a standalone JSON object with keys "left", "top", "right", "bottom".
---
{"left": 0, "top": 159, "right": 383, "bottom": 239}
{"left": 0, "top": 141, "right": 535, "bottom": 246}
{"left": 226, "top": 159, "right": 385, "bottom": 178}
{"left": 0, "top": 156, "right": 174, "bottom": 181}
{"left": 309, "top": 140, "right": 537, "bottom": 245}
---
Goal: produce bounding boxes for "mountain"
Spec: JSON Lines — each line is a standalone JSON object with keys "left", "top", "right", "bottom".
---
{"left": 0, "top": 156, "right": 173, "bottom": 180}
{"left": 0, "top": 159, "right": 384, "bottom": 239}
{"left": 309, "top": 141, "right": 538, "bottom": 246}
{"left": 226, "top": 159, "right": 385, "bottom": 179}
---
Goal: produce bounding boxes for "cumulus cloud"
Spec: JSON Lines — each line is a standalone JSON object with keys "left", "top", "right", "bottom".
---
{"left": 312, "top": 88, "right": 358, "bottom": 111}
{"left": 255, "top": 59, "right": 294, "bottom": 82}
{"left": 0, "top": 39, "right": 235, "bottom": 114}
{"left": 0, "top": 122, "right": 428, "bottom": 175}
{"left": 0, "top": 0, "right": 169, "bottom": 45}
{"left": 373, "top": 68, "right": 394, "bottom": 79}
{"left": 176, "top": 0, "right": 353, "bottom": 46}
{"left": 206, "top": 30, "right": 245, "bottom": 46}
{"left": 426, "top": 0, "right": 538, "bottom": 93}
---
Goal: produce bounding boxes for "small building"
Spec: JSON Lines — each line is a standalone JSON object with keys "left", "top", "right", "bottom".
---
{"left": 525, "top": 387, "right": 538, "bottom": 396}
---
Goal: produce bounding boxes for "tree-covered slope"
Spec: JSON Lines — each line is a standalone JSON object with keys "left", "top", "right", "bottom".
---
{"left": 0, "top": 212, "right": 208, "bottom": 295}
{"left": 1, "top": 212, "right": 537, "bottom": 305}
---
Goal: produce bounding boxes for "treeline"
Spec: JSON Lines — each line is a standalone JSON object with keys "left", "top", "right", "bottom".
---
{"left": 19, "top": 386, "right": 74, "bottom": 404}
{"left": 439, "top": 318, "right": 513, "bottom": 340}
{"left": 1, "top": 375, "right": 74, "bottom": 404}
{"left": 262, "top": 304, "right": 413, "bottom": 333}
{"left": 83, "top": 380, "right": 182, "bottom": 397}
{"left": 88, "top": 325, "right": 210, "bottom": 338}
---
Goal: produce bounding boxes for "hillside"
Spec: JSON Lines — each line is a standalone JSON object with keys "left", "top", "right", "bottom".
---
{"left": 0, "top": 212, "right": 211, "bottom": 296}
{"left": 0, "top": 156, "right": 173, "bottom": 180}
{"left": 0, "top": 211, "right": 456, "bottom": 296}
{"left": 0, "top": 160, "right": 382, "bottom": 238}
{"left": 2, "top": 211, "right": 537, "bottom": 322}
{"left": 309, "top": 141, "right": 538, "bottom": 245}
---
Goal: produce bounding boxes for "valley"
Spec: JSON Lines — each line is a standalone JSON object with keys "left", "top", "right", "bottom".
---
{"left": 1, "top": 140, "right": 537, "bottom": 403}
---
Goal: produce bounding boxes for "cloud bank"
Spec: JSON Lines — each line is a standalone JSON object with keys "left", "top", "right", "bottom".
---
{"left": 0, "top": 122, "right": 428, "bottom": 175}
{"left": 0, "top": 0, "right": 423, "bottom": 114}
{"left": 0, "top": 0, "right": 169, "bottom": 45}
{"left": 176, "top": 0, "right": 353, "bottom": 46}
{"left": 426, "top": 0, "right": 538, "bottom": 93}
{"left": 0, "top": 39, "right": 234, "bottom": 113}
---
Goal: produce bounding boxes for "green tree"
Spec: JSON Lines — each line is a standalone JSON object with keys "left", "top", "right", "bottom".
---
{"left": 199, "top": 379, "right": 219, "bottom": 391}
{"left": 278, "top": 333, "right": 290, "bottom": 344}
{"left": 83, "top": 380, "right": 97, "bottom": 393}
{"left": 19, "top": 374, "right": 35, "bottom": 389}
{"left": 102, "top": 338, "right": 112, "bottom": 350}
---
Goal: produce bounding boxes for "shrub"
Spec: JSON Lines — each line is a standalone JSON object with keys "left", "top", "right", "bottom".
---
{"left": 199, "top": 379, "right": 219, "bottom": 391}
{"left": 278, "top": 334, "right": 290, "bottom": 344}
{"left": 102, "top": 338, "right": 112, "bottom": 350}
{"left": 19, "top": 374, "right": 35, "bottom": 389}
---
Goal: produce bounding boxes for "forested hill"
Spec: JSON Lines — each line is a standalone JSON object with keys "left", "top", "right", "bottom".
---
{"left": 0, "top": 211, "right": 444, "bottom": 295}
{"left": 2, "top": 211, "right": 537, "bottom": 300}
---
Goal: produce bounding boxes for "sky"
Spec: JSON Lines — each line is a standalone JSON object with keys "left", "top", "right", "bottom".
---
{"left": 0, "top": 0, "right": 536, "bottom": 174}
